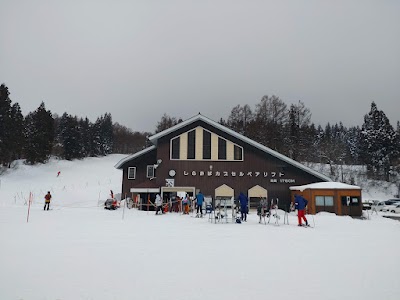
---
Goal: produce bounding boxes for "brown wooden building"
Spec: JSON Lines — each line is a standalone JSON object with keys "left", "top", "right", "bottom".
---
{"left": 289, "top": 182, "right": 362, "bottom": 216}
{"left": 115, "top": 114, "right": 332, "bottom": 211}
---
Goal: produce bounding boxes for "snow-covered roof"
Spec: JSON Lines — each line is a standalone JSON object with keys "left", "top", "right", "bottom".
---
{"left": 148, "top": 113, "right": 332, "bottom": 182}
{"left": 114, "top": 146, "right": 156, "bottom": 169}
{"left": 289, "top": 182, "right": 361, "bottom": 191}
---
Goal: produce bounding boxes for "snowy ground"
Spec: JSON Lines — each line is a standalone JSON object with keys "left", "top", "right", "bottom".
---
{"left": 1, "top": 155, "right": 400, "bottom": 300}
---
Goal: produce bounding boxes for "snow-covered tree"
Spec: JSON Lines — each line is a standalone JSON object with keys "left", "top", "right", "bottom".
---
{"left": 284, "top": 100, "right": 311, "bottom": 161}
{"left": 360, "top": 102, "right": 398, "bottom": 180}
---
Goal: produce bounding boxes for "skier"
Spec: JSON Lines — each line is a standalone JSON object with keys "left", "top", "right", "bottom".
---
{"left": 238, "top": 192, "right": 248, "bottom": 222}
{"left": 257, "top": 196, "right": 268, "bottom": 223}
{"left": 44, "top": 191, "right": 52, "bottom": 210}
{"left": 294, "top": 194, "right": 309, "bottom": 226}
{"left": 155, "top": 194, "right": 163, "bottom": 215}
{"left": 195, "top": 191, "right": 205, "bottom": 217}
{"left": 182, "top": 193, "right": 190, "bottom": 214}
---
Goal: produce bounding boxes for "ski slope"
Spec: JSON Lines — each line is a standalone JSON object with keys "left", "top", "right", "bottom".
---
{"left": 0, "top": 155, "right": 399, "bottom": 300}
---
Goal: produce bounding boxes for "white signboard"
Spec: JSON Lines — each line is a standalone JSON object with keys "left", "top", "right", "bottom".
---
{"left": 166, "top": 179, "right": 175, "bottom": 187}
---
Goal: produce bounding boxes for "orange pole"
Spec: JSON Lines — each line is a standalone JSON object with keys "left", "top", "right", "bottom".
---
{"left": 26, "top": 192, "right": 32, "bottom": 223}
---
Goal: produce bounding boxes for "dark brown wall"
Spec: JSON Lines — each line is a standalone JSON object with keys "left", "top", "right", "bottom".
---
{"left": 117, "top": 120, "right": 326, "bottom": 210}
{"left": 120, "top": 149, "right": 157, "bottom": 195}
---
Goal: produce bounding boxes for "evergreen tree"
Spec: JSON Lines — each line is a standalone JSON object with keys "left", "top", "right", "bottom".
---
{"left": 346, "top": 126, "right": 362, "bottom": 165}
{"left": 0, "top": 84, "right": 12, "bottom": 166}
{"left": 80, "top": 117, "right": 93, "bottom": 157}
{"left": 24, "top": 102, "right": 54, "bottom": 164}
{"left": 360, "top": 102, "right": 398, "bottom": 180}
{"left": 100, "top": 113, "right": 113, "bottom": 155}
{"left": 57, "top": 113, "right": 83, "bottom": 160}
{"left": 91, "top": 113, "right": 113, "bottom": 156}
{"left": 284, "top": 100, "right": 311, "bottom": 161}
{"left": 9, "top": 103, "right": 24, "bottom": 162}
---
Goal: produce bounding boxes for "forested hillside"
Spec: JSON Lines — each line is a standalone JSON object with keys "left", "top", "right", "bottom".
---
{"left": 1, "top": 84, "right": 399, "bottom": 185}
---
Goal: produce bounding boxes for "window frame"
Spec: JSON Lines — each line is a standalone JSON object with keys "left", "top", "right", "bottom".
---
{"left": 170, "top": 136, "right": 180, "bottom": 160}
{"left": 127, "top": 167, "right": 136, "bottom": 180}
{"left": 315, "top": 195, "right": 334, "bottom": 207}
{"left": 218, "top": 137, "right": 227, "bottom": 160}
{"left": 187, "top": 129, "right": 196, "bottom": 160}
{"left": 146, "top": 165, "right": 155, "bottom": 178}
{"left": 233, "top": 144, "right": 243, "bottom": 161}
{"left": 202, "top": 129, "right": 211, "bottom": 160}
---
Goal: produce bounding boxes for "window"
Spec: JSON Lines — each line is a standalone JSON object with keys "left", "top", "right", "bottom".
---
{"left": 315, "top": 196, "right": 334, "bottom": 206}
{"left": 234, "top": 145, "right": 243, "bottom": 160}
{"left": 218, "top": 138, "right": 226, "bottom": 160}
{"left": 147, "top": 165, "right": 155, "bottom": 178}
{"left": 187, "top": 130, "right": 196, "bottom": 159}
{"left": 128, "top": 167, "right": 136, "bottom": 179}
{"left": 341, "top": 196, "right": 360, "bottom": 206}
{"left": 203, "top": 130, "right": 211, "bottom": 159}
{"left": 171, "top": 137, "right": 180, "bottom": 159}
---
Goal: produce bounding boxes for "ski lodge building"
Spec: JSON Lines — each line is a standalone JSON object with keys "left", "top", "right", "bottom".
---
{"left": 115, "top": 114, "right": 362, "bottom": 216}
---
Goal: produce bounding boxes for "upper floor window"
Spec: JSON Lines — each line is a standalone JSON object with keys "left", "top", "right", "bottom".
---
{"left": 234, "top": 145, "right": 243, "bottom": 160}
{"left": 171, "top": 136, "right": 180, "bottom": 159}
{"left": 187, "top": 130, "right": 196, "bottom": 159}
{"left": 128, "top": 167, "right": 136, "bottom": 179}
{"left": 147, "top": 165, "right": 155, "bottom": 178}
{"left": 203, "top": 130, "right": 211, "bottom": 159}
{"left": 218, "top": 137, "right": 226, "bottom": 160}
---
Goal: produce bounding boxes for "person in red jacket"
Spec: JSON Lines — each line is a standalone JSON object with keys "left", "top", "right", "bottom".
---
{"left": 44, "top": 191, "right": 52, "bottom": 211}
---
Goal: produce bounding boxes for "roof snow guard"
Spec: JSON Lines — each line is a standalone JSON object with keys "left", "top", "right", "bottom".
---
{"left": 148, "top": 114, "right": 332, "bottom": 182}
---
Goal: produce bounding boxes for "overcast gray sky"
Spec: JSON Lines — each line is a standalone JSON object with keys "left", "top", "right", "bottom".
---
{"left": 1, "top": 0, "right": 399, "bottom": 132}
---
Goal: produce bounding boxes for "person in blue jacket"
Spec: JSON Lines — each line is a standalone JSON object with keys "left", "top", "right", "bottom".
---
{"left": 238, "top": 192, "right": 249, "bottom": 222}
{"left": 195, "top": 191, "right": 205, "bottom": 217}
{"left": 294, "top": 194, "right": 309, "bottom": 226}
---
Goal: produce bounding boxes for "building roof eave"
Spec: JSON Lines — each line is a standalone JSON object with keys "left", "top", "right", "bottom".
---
{"left": 114, "top": 146, "right": 157, "bottom": 169}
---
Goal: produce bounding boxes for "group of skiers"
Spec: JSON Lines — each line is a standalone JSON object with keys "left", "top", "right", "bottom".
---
{"left": 127, "top": 190, "right": 310, "bottom": 227}
{"left": 155, "top": 191, "right": 205, "bottom": 216}
{"left": 43, "top": 188, "right": 309, "bottom": 226}
{"left": 237, "top": 192, "right": 309, "bottom": 226}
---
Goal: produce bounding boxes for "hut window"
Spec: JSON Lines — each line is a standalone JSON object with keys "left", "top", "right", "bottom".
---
{"left": 187, "top": 130, "right": 196, "bottom": 159}
{"left": 203, "top": 130, "right": 211, "bottom": 159}
{"left": 315, "top": 196, "right": 334, "bottom": 206}
{"left": 218, "top": 137, "right": 226, "bottom": 160}
{"left": 171, "top": 137, "right": 180, "bottom": 159}
{"left": 128, "top": 167, "right": 136, "bottom": 179}
{"left": 341, "top": 196, "right": 360, "bottom": 206}
{"left": 351, "top": 197, "right": 360, "bottom": 205}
